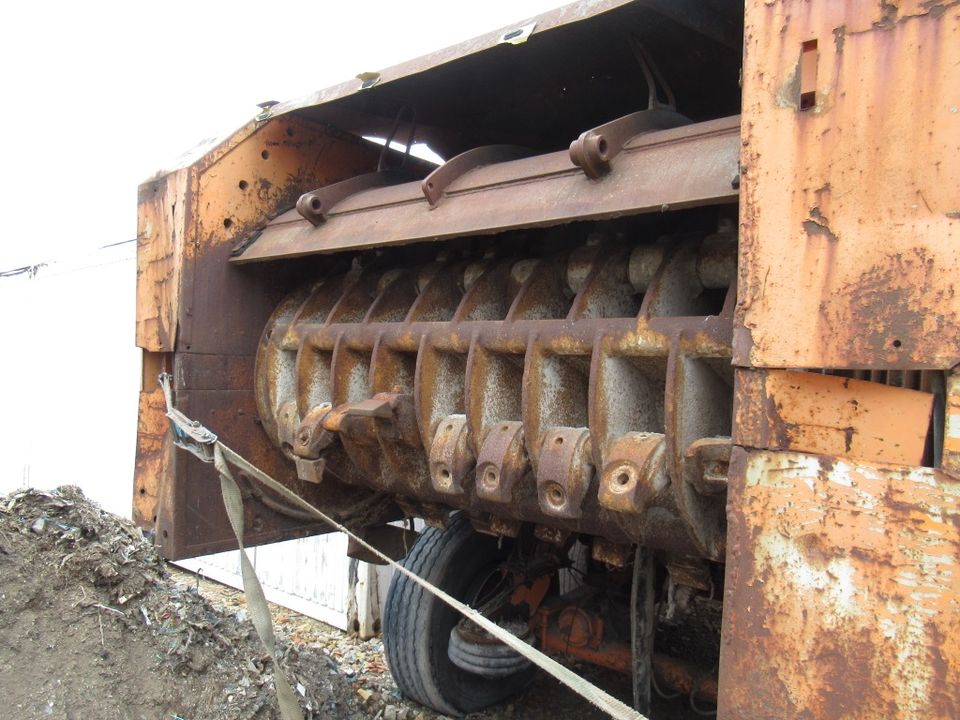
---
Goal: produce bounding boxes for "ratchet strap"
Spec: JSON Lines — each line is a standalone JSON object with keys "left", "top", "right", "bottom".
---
{"left": 159, "top": 373, "right": 646, "bottom": 720}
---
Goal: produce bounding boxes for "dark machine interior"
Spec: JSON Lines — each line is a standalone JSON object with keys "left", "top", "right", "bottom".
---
{"left": 295, "top": 0, "right": 743, "bottom": 160}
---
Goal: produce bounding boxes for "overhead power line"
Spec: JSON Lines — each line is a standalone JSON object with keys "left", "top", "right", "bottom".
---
{"left": 0, "top": 239, "right": 137, "bottom": 280}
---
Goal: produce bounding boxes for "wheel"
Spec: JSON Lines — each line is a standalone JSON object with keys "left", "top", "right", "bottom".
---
{"left": 447, "top": 618, "right": 533, "bottom": 678}
{"left": 383, "top": 513, "right": 536, "bottom": 715}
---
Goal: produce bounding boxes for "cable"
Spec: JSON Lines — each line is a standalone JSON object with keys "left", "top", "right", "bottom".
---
{"left": 377, "top": 104, "right": 417, "bottom": 172}
{"left": 0, "top": 238, "right": 136, "bottom": 279}
{"left": 0, "top": 263, "right": 46, "bottom": 278}
{"left": 688, "top": 664, "right": 719, "bottom": 716}
{"left": 630, "top": 545, "right": 656, "bottom": 713}
{"left": 98, "top": 238, "right": 137, "bottom": 249}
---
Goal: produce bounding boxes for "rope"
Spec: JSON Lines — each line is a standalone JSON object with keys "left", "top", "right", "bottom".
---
{"left": 158, "top": 374, "right": 646, "bottom": 720}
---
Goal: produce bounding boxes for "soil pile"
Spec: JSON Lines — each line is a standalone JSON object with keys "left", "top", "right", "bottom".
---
{"left": 0, "top": 486, "right": 383, "bottom": 720}
{"left": 0, "top": 486, "right": 629, "bottom": 720}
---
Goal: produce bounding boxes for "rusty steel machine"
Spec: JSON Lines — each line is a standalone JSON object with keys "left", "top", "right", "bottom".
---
{"left": 134, "top": 1, "right": 960, "bottom": 717}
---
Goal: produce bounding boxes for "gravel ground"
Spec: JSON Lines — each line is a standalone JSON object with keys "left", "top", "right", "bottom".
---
{"left": 170, "top": 566, "right": 656, "bottom": 720}
{"left": 165, "top": 568, "right": 643, "bottom": 720}
{"left": 0, "top": 486, "right": 705, "bottom": 720}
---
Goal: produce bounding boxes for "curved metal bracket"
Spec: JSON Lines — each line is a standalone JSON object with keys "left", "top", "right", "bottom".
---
{"left": 475, "top": 421, "right": 528, "bottom": 504}
{"left": 297, "top": 169, "right": 413, "bottom": 226}
{"left": 569, "top": 108, "right": 692, "bottom": 180}
{"left": 421, "top": 145, "right": 533, "bottom": 208}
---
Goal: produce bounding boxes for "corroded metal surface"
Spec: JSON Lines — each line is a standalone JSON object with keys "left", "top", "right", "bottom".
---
{"left": 530, "top": 603, "right": 719, "bottom": 704}
{"left": 137, "top": 171, "right": 189, "bottom": 352}
{"left": 421, "top": 145, "right": 532, "bottom": 207}
{"left": 725, "top": 4, "right": 960, "bottom": 709}
{"left": 735, "top": 0, "right": 960, "bottom": 369}
{"left": 255, "top": 230, "right": 737, "bottom": 559}
{"left": 134, "top": 114, "right": 388, "bottom": 559}
{"left": 132, "top": 352, "right": 173, "bottom": 529}
{"left": 233, "top": 117, "right": 740, "bottom": 263}
{"left": 734, "top": 368, "right": 935, "bottom": 466}
{"left": 719, "top": 448, "right": 960, "bottom": 719}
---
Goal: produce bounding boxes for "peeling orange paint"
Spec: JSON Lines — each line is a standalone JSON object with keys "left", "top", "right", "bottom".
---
{"left": 736, "top": 0, "right": 960, "bottom": 369}
{"left": 719, "top": 448, "right": 960, "bottom": 719}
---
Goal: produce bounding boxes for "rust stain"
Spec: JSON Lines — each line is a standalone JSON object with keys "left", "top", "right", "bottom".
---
{"left": 802, "top": 206, "right": 839, "bottom": 242}
{"left": 737, "top": 0, "right": 960, "bottom": 369}
{"left": 719, "top": 448, "right": 960, "bottom": 719}
{"left": 828, "top": 247, "right": 960, "bottom": 365}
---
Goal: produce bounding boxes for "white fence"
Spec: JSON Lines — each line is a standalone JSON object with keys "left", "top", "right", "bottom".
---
{"left": 176, "top": 534, "right": 394, "bottom": 634}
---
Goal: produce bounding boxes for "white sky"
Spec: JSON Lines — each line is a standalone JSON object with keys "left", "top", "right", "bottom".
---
{"left": 0, "top": 0, "right": 564, "bottom": 269}
{"left": 0, "top": 0, "right": 565, "bottom": 514}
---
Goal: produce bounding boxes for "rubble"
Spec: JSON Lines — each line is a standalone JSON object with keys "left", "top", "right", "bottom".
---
{"left": 0, "top": 486, "right": 631, "bottom": 719}
{"left": 0, "top": 486, "right": 376, "bottom": 719}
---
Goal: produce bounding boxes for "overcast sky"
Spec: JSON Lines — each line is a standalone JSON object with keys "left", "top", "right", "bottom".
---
{"left": 0, "top": 0, "right": 565, "bottom": 271}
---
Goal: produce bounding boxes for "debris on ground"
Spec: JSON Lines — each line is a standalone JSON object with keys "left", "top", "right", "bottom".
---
{"left": 0, "top": 486, "right": 630, "bottom": 719}
{"left": 0, "top": 486, "right": 375, "bottom": 719}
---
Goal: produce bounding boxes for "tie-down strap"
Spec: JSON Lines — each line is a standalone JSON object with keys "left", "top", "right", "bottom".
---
{"left": 158, "top": 373, "right": 645, "bottom": 720}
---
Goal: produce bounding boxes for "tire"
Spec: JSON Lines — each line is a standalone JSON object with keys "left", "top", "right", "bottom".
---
{"left": 383, "top": 514, "right": 536, "bottom": 715}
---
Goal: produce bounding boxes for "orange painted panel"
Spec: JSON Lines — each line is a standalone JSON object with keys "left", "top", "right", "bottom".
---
{"left": 734, "top": 368, "right": 934, "bottom": 465}
{"left": 736, "top": 0, "right": 960, "bottom": 369}
{"left": 136, "top": 168, "right": 189, "bottom": 352}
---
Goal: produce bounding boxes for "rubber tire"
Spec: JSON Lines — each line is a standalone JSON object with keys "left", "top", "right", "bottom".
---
{"left": 447, "top": 622, "right": 533, "bottom": 678}
{"left": 383, "top": 514, "right": 536, "bottom": 715}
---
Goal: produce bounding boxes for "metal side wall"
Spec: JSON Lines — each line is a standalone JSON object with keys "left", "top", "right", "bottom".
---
{"left": 134, "top": 114, "right": 385, "bottom": 559}
{"left": 721, "top": 1, "right": 960, "bottom": 717}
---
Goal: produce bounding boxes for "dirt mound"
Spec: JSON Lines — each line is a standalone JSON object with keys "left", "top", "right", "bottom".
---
{"left": 0, "top": 486, "right": 634, "bottom": 720}
{"left": 0, "top": 486, "right": 375, "bottom": 720}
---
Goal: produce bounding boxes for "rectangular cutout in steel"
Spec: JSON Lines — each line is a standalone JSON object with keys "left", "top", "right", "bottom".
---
{"left": 799, "top": 39, "right": 818, "bottom": 110}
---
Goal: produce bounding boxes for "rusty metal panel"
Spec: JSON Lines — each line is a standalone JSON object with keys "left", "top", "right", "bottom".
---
{"left": 136, "top": 115, "right": 379, "bottom": 355}
{"left": 719, "top": 448, "right": 960, "bottom": 719}
{"left": 136, "top": 168, "right": 189, "bottom": 351}
{"left": 191, "top": 117, "right": 376, "bottom": 254}
{"left": 734, "top": 368, "right": 934, "bottom": 465}
{"left": 134, "top": 114, "right": 388, "bottom": 558}
{"left": 233, "top": 117, "right": 740, "bottom": 262}
{"left": 133, "top": 352, "right": 173, "bottom": 528}
{"left": 171, "top": 117, "right": 380, "bottom": 356}
{"left": 736, "top": 1, "right": 960, "bottom": 369}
